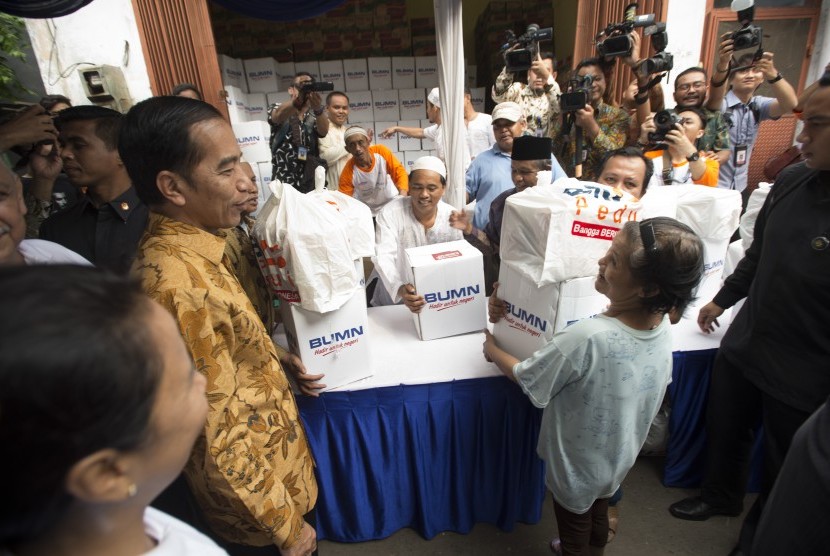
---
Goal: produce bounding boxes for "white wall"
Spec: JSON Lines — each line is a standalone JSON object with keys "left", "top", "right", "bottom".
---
{"left": 809, "top": 0, "right": 830, "bottom": 83}
{"left": 24, "top": 0, "right": 152, "bottom": 108}
{"left": 663, "top": 0, "right": 708, "bottom": 109}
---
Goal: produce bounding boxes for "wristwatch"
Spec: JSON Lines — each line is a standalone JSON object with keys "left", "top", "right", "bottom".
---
{"left": 686, "top": 151, "right": 700, "bottom": 163}
{"left": 767, "top": 73, "right": 783, "bottom": 84}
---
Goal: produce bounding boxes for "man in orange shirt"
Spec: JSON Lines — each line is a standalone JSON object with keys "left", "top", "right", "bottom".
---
{"left": 339, "top": 126, "right": 408, "bottom": 215}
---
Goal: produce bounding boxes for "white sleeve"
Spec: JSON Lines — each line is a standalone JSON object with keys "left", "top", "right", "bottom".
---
{"left": 513, "top": 330, "right": 591, "bottom": 408}
{"left": 373, "top": 205, "right": 406, "bottom": 303}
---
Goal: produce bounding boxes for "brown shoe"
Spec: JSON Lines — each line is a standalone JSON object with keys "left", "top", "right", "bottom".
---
{"left": 607, "top": 505, "right": 619, "bottom": 543}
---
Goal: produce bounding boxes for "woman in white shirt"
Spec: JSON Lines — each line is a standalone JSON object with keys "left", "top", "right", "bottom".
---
{"left": 0, "top": 265, "right": 228, "bottom": 556}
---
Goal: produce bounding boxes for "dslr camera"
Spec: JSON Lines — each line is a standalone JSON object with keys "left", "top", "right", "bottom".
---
{"left": 648, "top": 109, "right": 681, "bottom": 144}
{"left": 640, "top": 22, "right": 674, "bottom": 75}
{"left": 595, "top": 2, "right": 656, "bottom": 58}
{"left": 729, "top": 0, "right": 763, "bottom": 53}
{"left": 560, "top": 74, "right": 594, "bottom": 113}
{"left": 502, "top": 23, "right": 554, "bottom": 73}
{"left": 300, "top": 81, "right": 335, "bottom": 93}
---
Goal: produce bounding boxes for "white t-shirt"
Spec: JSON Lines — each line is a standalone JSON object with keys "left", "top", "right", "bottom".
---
{"left": 465, "top": 112, "right": 496, "bottom": 159}
{"left": 423, "top": 124, "right": 472, "bottom": 171}
{"left": 144, "top": 507, "right": 228, "bottom": 555}
{"left": 18, "top": 239, "right": 91, "bottom": 266}
{"left": 513, "top": 313, "right": 673, "bottom": 513}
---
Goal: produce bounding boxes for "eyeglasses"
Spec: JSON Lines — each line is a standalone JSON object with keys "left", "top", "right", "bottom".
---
{"left": 676, "top": 81, "right": 706, "bottom": 93}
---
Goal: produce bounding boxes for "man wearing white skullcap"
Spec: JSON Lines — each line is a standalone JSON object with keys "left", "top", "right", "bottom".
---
{"left": 369, "top": 155, "right": 462, "bottom": 309}
{"left": 379, "top": 89, "right": 471, "bottom": 169}
{"left": 339, "top": 126, "right": 408, "bottom": 215}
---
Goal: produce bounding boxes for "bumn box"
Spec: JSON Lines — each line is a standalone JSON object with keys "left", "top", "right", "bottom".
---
{"left": 415, "top": 55, "right": 439, "bottom": 89}
{"left": 397, "top": 120, "right": 422, "bottom": 151}
{"left": 398, "top": 88, "right": 427, "bottom": 120}
{"left": 374, "top": 120, "right": 398, "bottom": 152}
{"left": 347, "top": 91, "right": 374, "bottom": 123}
{"left": 245, "top": 93, "right": 268, "bottom": 121}
{"left": 403, "top": 150, "right": 428, "bottom": 172}
{"left": 367, "top": 56, "right": 393, "bottom": 90}
{"left": 224, "top": 85, "right": 248, "bottom": 124}
{"left": 266, "top": 91, "right": 292, "bottom": 107}
{"left": 277, "top": 61, "right": 296, "bottom": 90}
{"left": 232, "top": 120, "right": 271, "bottom": 164}
{"left": 470, "top": 87, "right": 486, "bottom": 113}
{"left": 319, "top": 60, "right": 346, "bottom": 91}
{"left": 294, "top": 60, "right": 321, "bottom": 82}
{"left": 219, "top": 54, "right": 247, "bottom": 91}
{"left": 243, "top": 57, "right": 279, "bottom": 93}
{"left": 392, "top": 56, "right": 416, "bottom": 89}
{"left": 405, "top": 240, "right": 487, "bottom": 341}
{"left": 343, "top": 58, "right": 369, "bottom": 92}
{"left": 372, "top": 89, "right": 400, "bottom": 121}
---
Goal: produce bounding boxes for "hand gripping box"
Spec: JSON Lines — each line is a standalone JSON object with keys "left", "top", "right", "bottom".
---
{"left": 493, "top": 262, "right": 609, "bottom": 360}
{"left": 280, "top": 284, "right": 372, "bottom": 392}
{"left": 243, "top": 57, "right": 279, "bottom": 93}
{"left": 405, "top": 240, "right": 486, "bottom": 341}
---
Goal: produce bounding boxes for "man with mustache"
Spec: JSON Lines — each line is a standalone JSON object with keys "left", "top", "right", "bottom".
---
{"left": 672, "top": 67, "right": 731, "bottom": 165}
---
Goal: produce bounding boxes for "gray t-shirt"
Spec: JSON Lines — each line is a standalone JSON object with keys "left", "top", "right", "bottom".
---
{"left": 513, "top": 313, "right": 673, "bottom": 513}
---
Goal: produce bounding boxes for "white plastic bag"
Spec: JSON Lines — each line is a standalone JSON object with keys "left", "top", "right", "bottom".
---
{"left": 306, "top": 188, "right": 375, "bottom": 259}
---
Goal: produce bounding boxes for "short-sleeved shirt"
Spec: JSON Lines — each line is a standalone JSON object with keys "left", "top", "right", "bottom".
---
{"left": 697, "top": 107, "right": 731, "bottom": 154}
{"left": 718, "top": 91, "right": 778, "bottom": 192}
{"left": 550, "top": 102, "right": 630, "bottom": 181}
{"left": 492, "top": 68, "right": 562, "bottom": 136}
{"left": 645, "top": 150, "right": 719, "bottom": 187}
{"left": 466, "top": 112, "right": 496, "bottom": 158}
{"left": 514, "top": 313, "right": 673, "bottom": 513}
{"left": 339, "top": 144, "right": 408, "bottom": 215}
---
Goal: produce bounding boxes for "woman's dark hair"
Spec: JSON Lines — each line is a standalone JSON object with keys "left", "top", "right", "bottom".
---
{"left": 39, "top": 94, "right": 71, "bottom": 112}
{"left": 54, "top": 105, "right": 123, "bottom": 151}
{"left": 118, "top": 95, "right": 224, "bottom": 206}
{"left": 0, "top": 265, "right": 162, "bottom": 544}
{"left": 622, "top": 217, "right": 704, "bottom": 315}
{"left": 170, "top": 82, "right": 203, "bottom": 100}
{"left": 596, "top": 146, "right": 654, "bottom": 196}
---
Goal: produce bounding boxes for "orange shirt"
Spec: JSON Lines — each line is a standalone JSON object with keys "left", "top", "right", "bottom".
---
{"left": 645, "top": 150, "right": 719, "bottom": 187}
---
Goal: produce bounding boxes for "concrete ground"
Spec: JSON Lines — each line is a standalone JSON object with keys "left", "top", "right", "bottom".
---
{"left": 319, "top": 457, "right": 754, "bottom": 555}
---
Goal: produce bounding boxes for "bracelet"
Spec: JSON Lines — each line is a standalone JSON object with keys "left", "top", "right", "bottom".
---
{"left": 767, "top": 73, "right": 783, "bottom": 84}
{"left": 635, "top": 93, "right": 649, "bottom": 106}
{"left": 711, "top": 75, "right": 728, "bottom": 88}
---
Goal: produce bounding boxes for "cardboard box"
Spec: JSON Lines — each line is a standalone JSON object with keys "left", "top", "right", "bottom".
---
{"left": 243, "top": 57, "right": 279, "bottom": 93}
{"left": 245, "top": 93, "right": 268, "bottom": 121}
{"left": 266, "top": 91, "right": 292, "bottom": 107}
{"left": 224, "top": 85, "right": 248, "bottom": 124}
{"left": 372, "top": 89, "right": 400, "bottom": 121}
{"left": 294, "top": 60, "right": 320, "bottom": 82}
{"left": 403, "top": 150, "right": 428, "bottom": 172}
{"left": 343, "top": 58, "right": 369, "bottom": 92}
{"left": 420, "top": 119, "right": 435, "bottom": 150}
{"left": 470, "top": 87, "right": 486, "bottom": 113}
{"left": 280, "top": 285, "right": 372, "bottom": 392}
{"left": 398, "top": 88, "right": 427, "bottom": 120}
{"left": 373, "top": 120, "right": 398, "bottom": 152}
{"left": 405, "top": 240, "right": 487, "bottom": 341}
{"left": 367, "top": 56, "right": 393, "bottom": 90}
{"left": 278, "top": 61, "right": 296, "bottom": 90}
{"left": 392, "top": 56, "right": 416, "bottom": 89}
{"left": 232, "top": 121, "right": 271, "bottom": 164}
{"left": 257, "top": 162, "right": 273, "bottom": 206}
{"left": 218, "top": 54, "right": 247, "bottom": 92}
{"left": 348, "top": 91, "right": 374, "bottom": 123}
{"left": 397, "top": 120, "right": 423, "bottom": 151}
{"left": 319, "top": 60, "right": 346, "bottom": 91}
{"left": 466, "top": 64, "right": 478, "bottom": 88}
{"left": 493, "top": 263, "right": 609, "bottom": 360}
{"left": 415, "top": 55, "right": 439, "bottom": 89}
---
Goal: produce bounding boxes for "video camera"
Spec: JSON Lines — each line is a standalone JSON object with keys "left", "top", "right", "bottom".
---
{"left": 595, "top": 3, "right": 656, "bottom": 58}
{"left": 502, "top": 23, "right": 554, "bottom": 73}
{"left": 729, "top": 0, "right": 763, "bottom": 57}
{"left": 560, "top": 74, "right": 594, "bottom": 113}
{"left": 648, "top": 109, "right": 681, "bottom": 145}
{"left": 640, "top": 22, "right": 673, "bottom": 75}
{"left": 300, "top": 81, "right": 335, "bottom": 93}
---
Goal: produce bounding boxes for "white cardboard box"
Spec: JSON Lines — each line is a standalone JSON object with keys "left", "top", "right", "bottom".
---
{"left": 245, "top": 93, "right": 268, "bottom": 121}
{"left": 398, "top": 88, "right": 427, "bottom": 120}
{"left": 218, "top": 54, "right": 247, "bottom": 92}
{"left": 243, "top": 57, "right": 279, "bottom": 93}
{"left": 397, "top": 120, "right": 422, "bottom": 151}
{"left": 470, "top": 87, "right": 486, "bottom": 113}
{"left": 343, "top": 58, "right": 369, "bottom": 92}
{"left": 319, "top": 60, "right": 346, "bottom": 91}
{"left": 232, "top": 121, "right": 271, "bottom": 164}
{"left": 405, "top": 240, "right": 486, "bottom": 341}
{"left": 224, "top": 85, "right": 248, "bottom": 124}
{"left": 403, "top": 151, "right": 427, "bottom": 173}
{"left": 367, "top": 56, "right": 393, "bottom": 90}
{"left": 293, "top": 60, "right": 320, "bottom": 82}
{"left": 280, "top": 285, "right": 372, "bottom": 392}
{"left": 372, "top": 90, "right": 400, "bottom": 122}
{"left": 278, "top": 61, "right": 296, "bottom": 90}
{"left": 348, "top": 91, "right": 374, "bottom": 123}
{"left": 266, "top": 91, "right": 292, "bottom": 107}
{"left": 392, "top": 56, "right": 416, "bottom": 89}
{"left": 420, "top": 119, "right": 435, "bottom": 150}
{"left": 374, "top": 120, "right": 398, "bottom": 152}
{"left": 466, "top": 65, "right": 477, "bottom": 89}
{"left": 257, "top": 162, "right": 273, "bottom": 206}
{"left": 493, "top": 263, "right": 609, "bottom": 361}
{"left": 415, "top": 56, "right": 439, "bottom": 89}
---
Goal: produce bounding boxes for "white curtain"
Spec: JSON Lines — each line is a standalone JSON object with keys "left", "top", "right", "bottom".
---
{"left": 433, "top": 0, "right": 465, "bottom": 209}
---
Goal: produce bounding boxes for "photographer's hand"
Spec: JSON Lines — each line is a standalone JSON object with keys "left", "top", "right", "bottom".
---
{"left": 755, "top": 52, "right": 778, "bottom": 81}
{"left": 530, "top": 51, "right": 550, "bottom": 81}
{"left": 622, "top": 31, "right": 642, "bottom": 70}
{"left": 0, "top": 105, "right": 57, "bottom": 153}
{"left": 638, "top": 115, "right": 656, "bottom": 146}
{"left": 575, "top": 104, "right": 600, "bottom": 139}
{"left": 707, "top": 33, "right": 734, "bottom": 110}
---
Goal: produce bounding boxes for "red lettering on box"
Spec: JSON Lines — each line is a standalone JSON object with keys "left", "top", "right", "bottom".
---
{"left": 432, "top": 250, "right": 463, "bottom": 260}
{"left": 571, "top": 220, "right": 619, "bottom": 241}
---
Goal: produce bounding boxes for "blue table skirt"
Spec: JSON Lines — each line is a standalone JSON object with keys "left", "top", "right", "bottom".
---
{"left": 296, "top": 377, "right": 547, "bottom": 542}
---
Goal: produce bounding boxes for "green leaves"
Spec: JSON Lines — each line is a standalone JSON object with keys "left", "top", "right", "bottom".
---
{"left": 0, "top": 14, "right": 32, "bottom": 100}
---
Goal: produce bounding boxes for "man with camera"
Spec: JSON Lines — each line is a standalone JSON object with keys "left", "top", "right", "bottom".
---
{"left": 706, "top": 38, "right": 798, "bottom": 192}
{"left": 268, "top": 71, "right": 330, "bottom": 193}
{"left": 492, "top": 49, "right": 560, "bottom": 137}
{"left": 550, "top": 58, "right": 630, "bottom": 180}
{"left": 671, "top": 67, "right": 731, "bottom": 165}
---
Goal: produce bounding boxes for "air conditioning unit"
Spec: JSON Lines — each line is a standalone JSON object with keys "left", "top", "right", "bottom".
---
{"left": 78, "top": 65, "right": 132, "bottom": 112}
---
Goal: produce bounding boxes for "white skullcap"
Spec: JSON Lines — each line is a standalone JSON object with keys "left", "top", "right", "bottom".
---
{"left": 344, "top": 125, "right": 369, "bottom": 141}
{"left": 427, "top": 87, "right": 441, "bottom": 108}
{"left": 410, "top": 155, "right": 446, "bottom": 179}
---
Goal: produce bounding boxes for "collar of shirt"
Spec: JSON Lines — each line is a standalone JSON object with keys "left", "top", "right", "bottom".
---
{"left": 146, "top": 212, "right": 227, "bottom": 266}
{"left": 725, "top": 89, "right": 753, "bottom": 109}
{"left": 77, "top": 186, "right": 143, "bottom": 223}
{"left": 491, "top": 144, "right": 512, "bottom": 158}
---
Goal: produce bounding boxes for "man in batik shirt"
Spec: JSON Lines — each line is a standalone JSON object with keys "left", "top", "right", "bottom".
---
{"left": 492, "top": 50, "right": 561, "bottom": 137}
{"left": 120, "top": 96, "right": 319, "bottom": 556}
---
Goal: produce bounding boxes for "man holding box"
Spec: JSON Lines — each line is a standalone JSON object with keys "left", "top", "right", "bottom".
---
{"left": 371, "top": 155, "right": 461, "bottom": 310}
{"left": 339, "top": 126, "right": 408, "bottom": 216}
{"left": 120, "top": 96, "right": 319, "bottom": 556}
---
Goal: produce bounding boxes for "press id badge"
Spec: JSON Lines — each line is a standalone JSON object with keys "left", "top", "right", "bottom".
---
{"left": 297, "top": 146, "right": 308, "bottom": 161}
{"left": 734, "top": 145, "right": 747, "bottom": 167}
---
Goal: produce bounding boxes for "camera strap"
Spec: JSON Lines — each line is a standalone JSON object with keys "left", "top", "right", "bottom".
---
{"left": 637, "top": 73, "right": 665, "bottom": 97}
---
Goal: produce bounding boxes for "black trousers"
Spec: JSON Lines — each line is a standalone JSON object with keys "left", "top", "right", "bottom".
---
{"left": 700, "top": 353, "right": 811, "bottom": 551}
